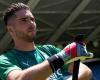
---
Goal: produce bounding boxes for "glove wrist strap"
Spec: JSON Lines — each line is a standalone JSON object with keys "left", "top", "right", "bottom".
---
{"left": 47, "top": 55, "right": 64, "bottom": 72}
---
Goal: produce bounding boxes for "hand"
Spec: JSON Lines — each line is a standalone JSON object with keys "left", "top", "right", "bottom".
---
{"left": 57, "top": 42, "right": 93, "bottom": 64}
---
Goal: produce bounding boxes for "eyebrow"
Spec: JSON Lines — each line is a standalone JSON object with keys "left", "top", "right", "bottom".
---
{"left": 17, "top": 16, "right": 34, "bottom": 20}
{"left": 19, "top": 17, "right": 27, "bottom": 20}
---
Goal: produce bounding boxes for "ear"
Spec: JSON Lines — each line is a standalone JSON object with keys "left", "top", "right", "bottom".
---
{"left": 7, "top": 26, "right": 13, "bottom": 33}
{"left": 7, "top": 26, "right": 15, "bottom": 38}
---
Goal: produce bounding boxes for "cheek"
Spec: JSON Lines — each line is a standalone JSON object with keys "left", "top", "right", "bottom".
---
{"left": 12, "top": 22, "right": 26, "bottom": 33}
{"left": 15, "top": 20, "right": 25, "bottom": 27}
{"left": 15, "top": 22, "right": 26, "bottom": 30}
{"left": 13, "top": 25, "right": 25, "bottom": 34}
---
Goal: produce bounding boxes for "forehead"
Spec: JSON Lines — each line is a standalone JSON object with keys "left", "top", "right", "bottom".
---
{"left": 15, "top": 9, "right": 34, "bottom": 18}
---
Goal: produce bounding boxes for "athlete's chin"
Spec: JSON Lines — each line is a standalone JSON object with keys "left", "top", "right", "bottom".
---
{"left": 29, "top": 31, "right": 36, "bottom": 36}
{"left": 25, "top": 32, "right": 36, "bottom": 42}
{"left": 28, "top": 35, "right": 36, "bottom": 42}
{"left": 26, "top": 37, "right": 35, "bottom": 42}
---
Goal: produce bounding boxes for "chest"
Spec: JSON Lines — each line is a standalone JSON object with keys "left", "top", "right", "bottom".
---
{"left": 15, "top": 49, "right": 49, "bottom": 69}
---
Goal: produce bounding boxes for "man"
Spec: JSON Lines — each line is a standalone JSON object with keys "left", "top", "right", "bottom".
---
{"left": 0, "top": 3, "right": 93, "bottom": 80}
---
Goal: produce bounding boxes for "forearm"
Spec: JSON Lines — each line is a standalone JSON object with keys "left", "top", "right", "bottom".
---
{"left": 78, "top": 63, "right": 92, "bottom": 80}
{"left": 23, "top": 61, "right": 52, "bottom": 80}
{"left": 67, "top": 62, "right": 92, "bottom": 80}
{"left": 12, "top": 61, "right": 52, "bottom": 80}
{"left": 8, "top": 54, "right": 65, "bottom": 80}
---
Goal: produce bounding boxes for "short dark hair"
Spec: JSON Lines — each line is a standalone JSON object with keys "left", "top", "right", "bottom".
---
{"left": 3, "top": 3, "right": 30, "bottom": 25}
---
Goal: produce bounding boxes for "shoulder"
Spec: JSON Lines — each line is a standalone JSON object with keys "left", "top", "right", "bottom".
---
{"left": 0, "top": 49, "right": 21, "bottom": 80}
{"left": 37, "top": 44, "right": 61, "bottom": 51}
{"left": 0, "top": 49, "right": 18, "bottom": 67}
{"left": 0, "top": 49, "right": 15, "bottom": 60}
{"left": 37, "top": 44, "right": 61, "bottom": 56}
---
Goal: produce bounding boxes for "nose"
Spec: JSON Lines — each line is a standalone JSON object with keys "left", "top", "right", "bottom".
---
{"left": 28, "top": 18, "right": 36, "bottom": 25}
{"left": 28, "top": 19, "right": 36, "bottom": 29}
{"left": 28, "top": 18, "right": 34, "bottom": 24}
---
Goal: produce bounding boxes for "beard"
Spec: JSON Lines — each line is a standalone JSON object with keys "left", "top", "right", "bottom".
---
{"left": 15, "top": 29, "right": 37, "bottom": 42}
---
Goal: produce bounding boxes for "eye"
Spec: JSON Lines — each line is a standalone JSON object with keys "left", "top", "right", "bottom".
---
{"left": 30, "top": 17, "right": 35, "bottom": 21}
{"left": 21, "top": 18, "right": 27, "bottom": 22}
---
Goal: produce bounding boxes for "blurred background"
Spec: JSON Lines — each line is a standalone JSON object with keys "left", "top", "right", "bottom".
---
{"left": 0, "top": 0, "right": 100, "bottom": 80}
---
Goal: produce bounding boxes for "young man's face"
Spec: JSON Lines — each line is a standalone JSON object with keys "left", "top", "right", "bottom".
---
{"left": 9, "top": 9, "right": 37, "bottom": 42}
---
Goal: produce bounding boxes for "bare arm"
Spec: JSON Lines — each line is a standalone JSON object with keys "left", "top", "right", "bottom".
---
{"left": 7, "top": 59, "right": 92, "bottom": 80}
{"left": 68, "top": 62, "right": 92, "bottom": 80}
{"left": 78, "top": 63, "right": 92, "bottom": 80}
{"left": 7, "top": 61, "right": 52, "bottom": 80}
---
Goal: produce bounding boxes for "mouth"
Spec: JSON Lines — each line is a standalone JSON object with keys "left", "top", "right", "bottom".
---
{"left": 28, "top": 28, "right": 37, "bottom": 32}
{"left": 28, "top": 25, "right": 36, "bottom": 31}
{"left": 28, "top": 29, "right": 37, "bottom": 35}
{"left": 28, "top": 30, "right": 35, "bottom": 32}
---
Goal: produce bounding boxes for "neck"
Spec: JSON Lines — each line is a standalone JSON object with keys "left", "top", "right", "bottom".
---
{"left": 14, "top": 39, "right": 36, "bottom": 51}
